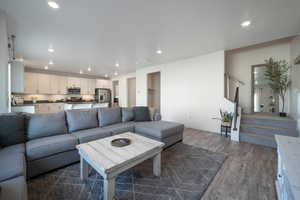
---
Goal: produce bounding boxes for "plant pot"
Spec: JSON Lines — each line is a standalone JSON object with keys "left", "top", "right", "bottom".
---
{"left": 279, "top": 112, "right": 287, "bottom": 117}
{"left": 222, "top": 121, "right": 231, "bottom": 127}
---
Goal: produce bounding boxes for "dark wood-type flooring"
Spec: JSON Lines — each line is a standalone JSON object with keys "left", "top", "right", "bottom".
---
{"left": 183, "top": 128, "right": 277, "bottom": 200}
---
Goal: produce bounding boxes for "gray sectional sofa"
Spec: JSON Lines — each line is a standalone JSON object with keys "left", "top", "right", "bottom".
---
{"left": 0, "top": 106, "right": 184, "bottom": 200}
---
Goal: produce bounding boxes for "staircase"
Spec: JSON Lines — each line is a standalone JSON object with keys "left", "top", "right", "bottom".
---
{"left": 240, "top": 114, "right": 299, "bottom": 148}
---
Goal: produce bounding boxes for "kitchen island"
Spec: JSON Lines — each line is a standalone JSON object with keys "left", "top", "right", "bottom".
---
{"left": 11, "top": 101, "right": 109, "bottom": 114}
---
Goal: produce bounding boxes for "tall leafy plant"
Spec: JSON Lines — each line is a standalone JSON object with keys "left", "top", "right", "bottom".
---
{"left": 264, "top": 58, "right": 291, "bottom": 113}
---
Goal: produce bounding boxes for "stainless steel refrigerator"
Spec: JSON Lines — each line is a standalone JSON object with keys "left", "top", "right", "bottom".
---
{"left": 95, "top": 88, "right": 111, "bottom": 105}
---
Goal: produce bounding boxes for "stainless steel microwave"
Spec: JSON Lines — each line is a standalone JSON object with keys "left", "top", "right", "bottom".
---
{"left": 67, "top": 87, "right": 81, "bottom": 95}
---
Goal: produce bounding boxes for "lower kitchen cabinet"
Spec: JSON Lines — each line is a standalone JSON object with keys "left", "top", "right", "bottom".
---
{"left": 35, "top": 103, "right": 64, "bottom": 114}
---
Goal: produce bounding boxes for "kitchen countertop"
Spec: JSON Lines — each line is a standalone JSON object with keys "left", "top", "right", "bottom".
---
{"left": 12, "top": 101, "right": 109, "bottom": 107}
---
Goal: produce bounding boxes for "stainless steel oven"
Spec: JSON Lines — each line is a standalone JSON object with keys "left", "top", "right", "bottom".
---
{"left": 67, "top": 87, "right": 81, "bottom": 95}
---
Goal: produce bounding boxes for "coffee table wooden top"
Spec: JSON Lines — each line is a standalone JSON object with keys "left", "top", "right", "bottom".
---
{"left": 76, "top": 132, "right": 164, "bottom": 174}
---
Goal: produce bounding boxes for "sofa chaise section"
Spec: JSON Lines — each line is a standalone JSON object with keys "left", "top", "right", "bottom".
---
{"left": 135, "top": 121, "right": 184, "bottom": 148}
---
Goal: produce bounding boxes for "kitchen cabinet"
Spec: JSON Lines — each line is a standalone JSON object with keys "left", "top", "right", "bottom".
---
{"left": 38, "top": 74, "right": 51, "bottom": 94}
{"left": 11, "top": 61, "right": 24, "bottom": 93}
{"left": 88, "top": 79, "right": 96, "bottom": 95}
{"left": 51, "top": 75, "right": 68, "bottom": 94}
{"left": 24, "top": 72, "right": 38, "bottom": 94}
{"left": 68, "top": 77, "right": 81, "bottom": 88}
{"left": 50, "top": 75, "right": 60, "bottom": 94}
{"left": 35, "top": 103, "right": 64, "bottom": 114}
{"left": 80, "top": 78, "right": 89, "bottom": 95}
{"left": 58, "top": 76, "right": 68, "bottom": 94}
{"left": 96, "top": 79, "right": 111, "bottom": 89}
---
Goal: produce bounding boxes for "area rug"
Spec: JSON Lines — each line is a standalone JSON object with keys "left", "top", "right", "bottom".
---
{"left": 28, "top": 143, "right": 226, "bottom": 200}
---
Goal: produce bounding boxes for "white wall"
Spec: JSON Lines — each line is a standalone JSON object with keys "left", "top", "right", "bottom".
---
{"left": 0, "top": 10, "right": 9, "bottom": 113}
{"left": 226, "top": 39, "right": 291, "bottom": 113}
{"left": 289, "top": 36, "right": 300, "bottom": 129}
{"left": 117, "top": 51, "right": 225, "bottom": 133}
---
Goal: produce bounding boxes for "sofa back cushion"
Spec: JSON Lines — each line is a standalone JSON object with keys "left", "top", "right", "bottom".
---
{"left": 0, "top": 113, "right": 25, "bottom": 147}
{"left": 66, "top": 109, "right": 98, "bottom": 132}
{"left": 121, "top": 108, "right": 134, "bottom": 122}
{"left": 26, "top": 112, "right": 68, "bottom": 140}
{"left": 98, "top": 107, "right": 122, "bottom": 127}
{"left": 133, "top": 106, "right": 151, "bottom": 122}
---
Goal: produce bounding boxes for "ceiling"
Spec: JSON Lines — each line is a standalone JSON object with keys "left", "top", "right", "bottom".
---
{"left": 1, "top": 0, "right": 300, "bottom": 77}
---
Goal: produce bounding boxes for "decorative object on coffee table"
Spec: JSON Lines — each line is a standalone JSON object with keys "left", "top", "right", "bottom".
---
{"left": 76, "top": 132, "right": 164, "bottom": 200}
{"left": 111, "top": 138, "right": 131, "bottom": 147}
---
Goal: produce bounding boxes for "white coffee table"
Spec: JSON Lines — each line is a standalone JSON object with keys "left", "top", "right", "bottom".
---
{"left": 76, "top": 132, "right": 165, "bottom": 200}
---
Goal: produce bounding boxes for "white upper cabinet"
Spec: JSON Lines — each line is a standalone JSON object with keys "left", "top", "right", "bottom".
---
{"left": 11, "top": 61, "right": 24, "bottom": 93}
{"left": 58, "top": 76, "right": 68, "bottom": 94}
{"left": 37, "top": 73, "right": 51, "bottom": 94}
{"left": 96, "top": 79, "right": 111, "bottom": 89}
{"left": 50, "top": 75, "right": 60, "bottom": 94}
{"left": 80, "top": 78, "right": 89, "bottom": 95}
{"left": 68, "top": 77, "right": 81, "bottom": 88}
{"left": 24, "top": 72, "right": 38, "bottom": 94}
{"left": 88, "top": 79, "right": 96, "bottom": 95}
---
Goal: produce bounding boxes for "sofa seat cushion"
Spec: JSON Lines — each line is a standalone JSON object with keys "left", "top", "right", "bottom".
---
{"left": 72, "top": 128, "right": 111, "bottom": 143}
{"left": 0, "top": 176, "right": 27, "bottom": 200}
{"left": 0, "top": 113, "right": 25, "bottom": 147}
{"left": 26, "top": 134, "right": 78, "bottom": 161}
{"left": 0, "top": 143, "right": 25, "bottom": 155}
{"left": 0, "top": 144, "right": 26, "bottom": 182}
{"left": 101, "top": 122, "right": 135, "bottom": 135}
{"left": 66, "top": 109, "right": 99, "bottom": 132}
{"left": 26, "top": 112, "right": 67, "bottom": 140}
{"left": 135, "top": 121, "right": 184, "bottom": 139}
{"left": 98, "top": 107, "right": 122, "bottom": 127}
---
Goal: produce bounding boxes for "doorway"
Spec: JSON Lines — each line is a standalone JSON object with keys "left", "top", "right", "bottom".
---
{"left": 127, "top": 77, "right": 136, "bottom": 107}
{"left": 147, "top": 72, "right": 161, "bottom": 112}
{"left": 251, "top": 65, "right": 279, "bottom": 113}
{"left": 112, "top": 80, "right": 119, "bottom": 107}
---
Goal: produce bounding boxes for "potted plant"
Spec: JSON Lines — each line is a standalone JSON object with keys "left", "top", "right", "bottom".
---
{"left": 220, "top": 110, "right": 233, "bottom": 126}
{"left": 264, "top": 58, "right": 291, "bottom": 117}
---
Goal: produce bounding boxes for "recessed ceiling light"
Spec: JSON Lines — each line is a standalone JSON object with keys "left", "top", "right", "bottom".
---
{"left": 241, "top": 20, "right": 251, "bottom": 27}
{"left": 48, "top": 46, "right": 54, "bottom": 53}
{"left": 49, "top": 60, "right": 54, "bottom": 65}
{"left": 44, "top": 65, "right": 49, "bottom": 70}
{"left": 105, "top": 74, "right": 108, "bottom": 78}
{"left": 115, "top": 62, "right": 120, "bottom": 67}
{"left": 79, "top": 70, "right": 83, "bottom": 74}
{"left": 48, "top": 0, "right": 60, "bottom": 9}
{"left": 114, "top": 71, "right": 118, "bottom": 76}
{"left": 156, "top": 49, "right": 162, "bottom": 54}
